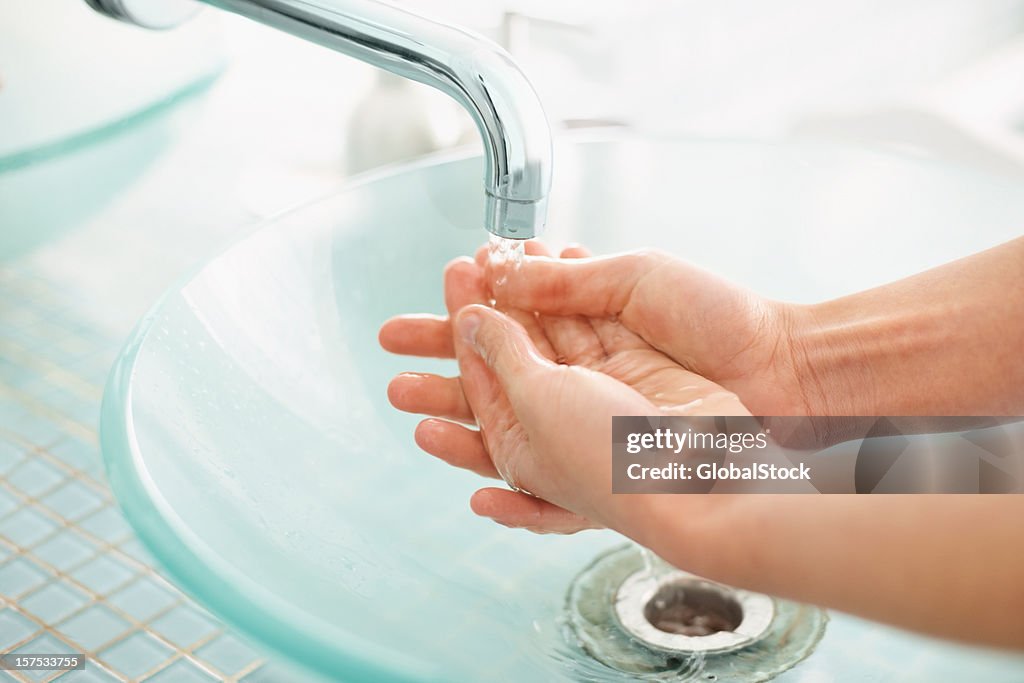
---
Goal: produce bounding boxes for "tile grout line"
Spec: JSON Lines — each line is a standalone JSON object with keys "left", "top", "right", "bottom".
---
{"left": 0, "top": 477, "right": 240, "bottom": 680}
{"left": 0, "top": 339, "right": 104, "bottom": 404}
{"left": 0, "top": 386, "right": 97, "bottom": 447}
{"left": 0, "top": 276, "right": 266, "bottom": 682}
{"left": 1, "top": 458, "right": 263, "bottom": 681}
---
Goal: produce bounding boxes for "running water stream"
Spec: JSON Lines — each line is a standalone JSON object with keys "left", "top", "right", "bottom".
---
{"left": 488, "top": 234, "right": 526, "bottom": 289}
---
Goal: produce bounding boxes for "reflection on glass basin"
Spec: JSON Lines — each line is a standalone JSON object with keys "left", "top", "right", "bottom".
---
{"left": 0, "top": 79, "right": 215, "bottom": 262}
{"left": 101, "top": 135, "right": 1024, "bottom": 681}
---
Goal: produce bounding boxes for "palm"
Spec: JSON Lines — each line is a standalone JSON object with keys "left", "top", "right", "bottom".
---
{"left": 523, "top": 313, "right": 740, "bottom": 416}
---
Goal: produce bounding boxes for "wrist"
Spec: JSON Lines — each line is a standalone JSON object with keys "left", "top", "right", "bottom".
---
{"left": 785, "top": 301, "right": 883, "bottom": 417}
{"left": 789, "top": 290, "right": 966, "bottom": 418}
{"left": 614, "top": 494, "right": 764, "bottom": 588}
{"left": 789, "top": 238, "right": 1024, "bottom": 418}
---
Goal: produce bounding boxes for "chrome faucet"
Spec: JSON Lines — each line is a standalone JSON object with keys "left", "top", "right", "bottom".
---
{"left": 85, "top": 0, "right": 552, "bottom": 239}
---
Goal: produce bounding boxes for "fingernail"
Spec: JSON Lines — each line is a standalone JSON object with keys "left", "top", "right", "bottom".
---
{"left": 457, "top": 310, "right": 481, "bottom": 346}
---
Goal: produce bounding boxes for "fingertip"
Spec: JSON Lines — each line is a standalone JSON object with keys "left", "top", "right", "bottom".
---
{"left": 385, "top": 372, "right": 414, "bottom": 408}
{"left": 386, "top": 375, "right": 403, "bottom": 408}
{"left": 524, "top": 240, "right": 552, "bottom": 257}
{"left": 455, "top": 305, "right": 519, "bottom": 356}
{"left": 454, "top": 303, "right": 491, "bottom": 345}
{"left": 560, "top": 243, "right": 592, "bottom": 259}
{"left": 378, "top": 317, "right": 400, "bottom": 352}
{"left": 456, "top": 306, "right": 553, "bottom": 387}
{"left": 443, "top": 255, "right": 478, "bottom": 277}
{"left": 387, "top": 371, "right": 435, "bottom": 408}
{"left": 469, "top": 487, "right": 504, "bottom": 518}
{"left": 413, "top": 418, "right": 442, "bottom": 449}
{"left": 445, "top": 255, "right": 490, "bottom": 314}
{"left": 446, "top": 254, "right": 476, "bottom": 267}
{"left": 469, "top": 489, "right": 597, "bottom": 534}
{"left": 474, "top": 245, "right": 489, "bottom": 267}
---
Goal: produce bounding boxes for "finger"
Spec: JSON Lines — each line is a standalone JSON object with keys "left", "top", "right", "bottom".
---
{"left": 387, "top": 373, "right": 474, "bottom": 423}
{"left": 444, "top": 257, "right": 489, "bottom": 315}
{"left": 454, "top": 347, "right": 523, "bottom": 484}
{"left": 453, "top": 312, "right": 524, "bottom": 462}
{"left": 504, "top": 308, "right": 557, "bottom": 361}
{"left": 525, "top": 240, "right": 553, "bottom": 257}
{"left": 559, "top": 244, "right": 592, "bottom": 259}
{"left": 457, "top": 305, "right": 658, "bottom": 506}
{"left": 414, "top": 419, "right": 498, "bottom": 479}
{"left": 442, "top": 256, "right": 559, "bottom": 358}
{"left": 539, "top": 245, "right": 610, "bottom": 363}
{"left": 490, "top": 250, "right": 671, "bottom": 317}
{"left": 453, "top": 305, "right": 553, "bottom": 473}
{"left": 379, "top": 315, "right": 454, "bottom": 358}
{"left": 477, "top": 244, "right": 554, "bottom": 355}
{"left": 438, "top": 258, "right": 491, "bottom": 426}
{"left": 470, "top": 488, "right": 601, "bottom": 534}
{"left": 538, "top": 313, "right": 606, "bottom": 365}
{"left": 455, "top": 305, "right": 554, "bottom": 410}
{"left": 463, "top": 246, "right": 558, "bottom": 360}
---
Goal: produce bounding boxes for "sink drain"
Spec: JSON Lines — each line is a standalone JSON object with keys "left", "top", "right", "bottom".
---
{"left": 563, "top": 544, "right": 827, "bottom": 681}
{"left": 615, "top": 570, "right": 774, "bottom": 654}
{"left": 645, "top": 579, "right": 744, "bottom": 636}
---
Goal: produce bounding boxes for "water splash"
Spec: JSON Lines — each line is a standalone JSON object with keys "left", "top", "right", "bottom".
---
{"left": 488, "top": 234, "right": 526, "bottom": 289}
{"left": 639, "top": 545, "right": 659, "bottom": 577}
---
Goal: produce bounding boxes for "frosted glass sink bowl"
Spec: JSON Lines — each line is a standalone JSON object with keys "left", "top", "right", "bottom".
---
{"left": 101, "top": 135, "right": 1024, "bottom": 682}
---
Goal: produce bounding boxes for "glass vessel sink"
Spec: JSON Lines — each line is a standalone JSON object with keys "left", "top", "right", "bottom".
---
{"left": 101, "top": 135, "right": 1024, "bottom": 681}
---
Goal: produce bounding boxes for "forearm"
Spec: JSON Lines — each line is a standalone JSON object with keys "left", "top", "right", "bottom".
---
{"left": 792, "top": 236, "right": 1024, "bottom": 416}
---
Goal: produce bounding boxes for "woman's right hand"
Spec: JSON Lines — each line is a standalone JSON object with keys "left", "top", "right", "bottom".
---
{"left": 485, "top": 248, "right": 821, "bottom": 417}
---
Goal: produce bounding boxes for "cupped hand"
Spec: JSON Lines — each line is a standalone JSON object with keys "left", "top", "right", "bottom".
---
{"left": 380, "top": 243, "right": 750, "bottom": 534}
{"left": 484, "top": 246, "right": 819, "bottom": 416}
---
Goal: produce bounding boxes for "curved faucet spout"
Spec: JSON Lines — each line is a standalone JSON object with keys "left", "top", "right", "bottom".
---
{"left": 87, "top": 0, "right": 553, "bottom": 239}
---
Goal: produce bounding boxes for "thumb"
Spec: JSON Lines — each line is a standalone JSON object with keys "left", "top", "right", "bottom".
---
{"left": 455, "top": 305, "right": 552, "bottom": 405}
{"left": 489, "top": 249, "right": 672, "bottom": 317}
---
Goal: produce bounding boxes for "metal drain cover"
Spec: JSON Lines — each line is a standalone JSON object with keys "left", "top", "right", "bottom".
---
{"left": 564, "top": 544, "right": 828, "bottom": 681}
{"left": 614, "top": 569, "right": 775, "bottom": 654}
